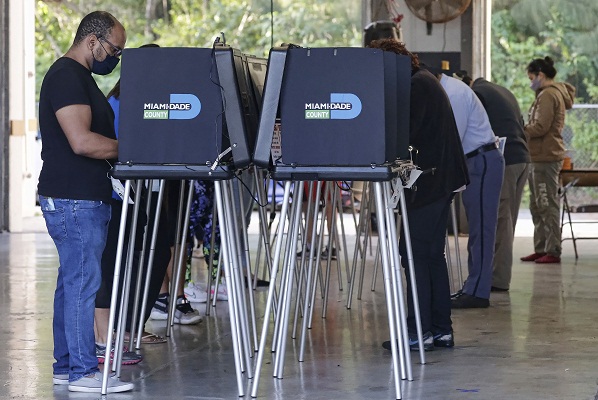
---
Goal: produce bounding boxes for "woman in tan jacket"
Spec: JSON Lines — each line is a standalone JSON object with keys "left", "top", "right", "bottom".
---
{"left": 520, "top": 56, "right": 575, "bottom": 264}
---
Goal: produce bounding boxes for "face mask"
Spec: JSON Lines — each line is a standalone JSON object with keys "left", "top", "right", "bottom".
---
{"left": 530, "top": 76, "right": 541, "bottom": 91}
{"left": 91, "top": 53, "right": 120, "bottom": 75}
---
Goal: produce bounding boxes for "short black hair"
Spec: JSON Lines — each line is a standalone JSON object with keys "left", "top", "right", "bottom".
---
{"left": 454, "top": 70, "right": 472, "bottom": 86}
{"left": 73, "top": 11, "right": 118, "bottom": 46}
{"left": 527, "top": 56, "right": 557, "bottom": 79}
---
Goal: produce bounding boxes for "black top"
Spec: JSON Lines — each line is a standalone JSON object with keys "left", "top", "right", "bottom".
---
{"left": 405, "top": 69, "right": 469, "bottom": 209}
{"left": 472, "top": 78, "right": 530, "bottom": 166}
{"left": 38, "top": 57, "right": 116, "bottom": 202}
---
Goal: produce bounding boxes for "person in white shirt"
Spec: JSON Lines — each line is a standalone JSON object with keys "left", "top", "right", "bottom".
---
{"left": 428, "top": 68, "right": 505, "bottom": 308}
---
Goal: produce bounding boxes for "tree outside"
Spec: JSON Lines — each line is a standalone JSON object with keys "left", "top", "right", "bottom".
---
{"left": 35, "top": 0, "right": 362, "bottom": 96}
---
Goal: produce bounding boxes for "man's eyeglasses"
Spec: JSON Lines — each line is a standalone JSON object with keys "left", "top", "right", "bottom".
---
{"left": 97, "top": 36, "right": 123, "bottom": 58}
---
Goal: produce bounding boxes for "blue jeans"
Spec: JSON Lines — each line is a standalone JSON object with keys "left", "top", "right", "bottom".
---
{"left": 39, "top": 195, "right": 110, "bottom": 381}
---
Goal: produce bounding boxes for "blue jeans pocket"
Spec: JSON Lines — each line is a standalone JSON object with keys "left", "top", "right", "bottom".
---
{"left": 74, "top": 200, "right": 104, "bottom": 210}
{"left": 40, "top": 199, "right": 67, "bottom": 243}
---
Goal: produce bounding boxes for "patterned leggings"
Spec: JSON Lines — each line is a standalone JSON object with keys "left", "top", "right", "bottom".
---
{"left": 188, "top": 180, "right": 220, "bottom": 279}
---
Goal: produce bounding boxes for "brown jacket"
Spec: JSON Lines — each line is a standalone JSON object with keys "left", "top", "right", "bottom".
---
{"left": 525, "top": 82, "right": 575, "bottom": 162}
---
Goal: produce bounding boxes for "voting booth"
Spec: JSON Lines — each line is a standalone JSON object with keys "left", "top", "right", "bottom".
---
{"left": 104, "top": 45, "right": 264, "bottom": 397}
{"left": 249, "top": 46, "right": 421, "bottom": 400}
{"left": 254, "top": 46, "right": 411, "bottom": 180}
{"left": 112, "top": 46, "right": 261, "bottom": 179}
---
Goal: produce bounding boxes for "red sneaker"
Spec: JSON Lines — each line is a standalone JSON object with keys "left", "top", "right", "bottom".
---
{"left": 520, "top": 252, "right": 546, "bottom": 262}
{"left": 535, "top": 255, "right": 561, "bottom": 264}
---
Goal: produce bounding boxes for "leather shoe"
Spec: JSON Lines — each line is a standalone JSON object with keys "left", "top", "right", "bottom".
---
{"left": 535, "top": 254, "right": 561, "bottom": 264}
{"left": 433, "top": 332, "right": 454, "bottom": 348}
{"left": 451, "top": 293, "right": 489, "bottom": 309}
{"left": 382, "top": 331, "right": 434, "bottom": 352}
{"left": 520, "top": 252, "right": 546, "bottom": 262}
{"left": 491, "top": 286, "right": 509, "bottom": 292}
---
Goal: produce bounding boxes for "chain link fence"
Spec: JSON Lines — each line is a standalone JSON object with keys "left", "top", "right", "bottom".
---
{"left": 562, "top": 104, "right": 598, "bottom": 209}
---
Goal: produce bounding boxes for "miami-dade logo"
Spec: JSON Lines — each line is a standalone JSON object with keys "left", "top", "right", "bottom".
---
{"left": 304, "top": 93, "right": 362, "bottom": 120}
{"left": 143, "top": 94, "right": 201, "bottom": 120}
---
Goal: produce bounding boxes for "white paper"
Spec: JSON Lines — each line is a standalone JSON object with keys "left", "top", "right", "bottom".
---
{"left": 110, "top": 177, "right": 134, "bottom": 204}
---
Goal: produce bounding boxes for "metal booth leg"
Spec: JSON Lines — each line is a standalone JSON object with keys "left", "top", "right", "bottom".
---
{"left": 167, "top": 180, "right": 194, "bottom": 335}
{"left": 135, "top": 179, "right": 166, "bottom": 348}
{"left": 214, "top": 179, "right": 246, "bottom": 397}
{"left": 450, "top": 200, "right": 464, "bottom": 287}
{"left": 101, "top": 180, "right": 132, "bottom": 394}
{"left": 251, "top": 181, "right": 294, "bottom": 398}
{"left": 113, "top": 179, "right": 144, "bottom": 375}
{"left": 398, "top": 186, "right": 426, "bottom": 366}
{"left": 373, "top": 182, "right": 402, "bottom": 400}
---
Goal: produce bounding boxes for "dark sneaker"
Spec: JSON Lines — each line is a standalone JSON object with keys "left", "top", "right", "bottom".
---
{"left": 433, "top": 332, "right": 454, "bottom": 348}
{"left": 534, "top": 254, "right": 561, "bottom": 264}
{"left": 320, "top": 246, "right": 337, "bottom": 260}
{"left": 520, "top": 252, "right": 546, "bottom": 262}
{"left": 96, "top": 344, "right": 143, "bottom": 365}
{"left": 245, "top": 276, "right": 270, "bottom": 288}
{"left": 408, "top": 331, "right": 434, "bottom": 351}
{"left": 451, "top": 293, "right": 489, "bottom": 309}
{"left": 255, "top": 278, "right": 270, "bottom": 287}
{"left": 174, "top": 296, "right": 203, "bottom": 325}
{"left": 68, "top": 372, "right": 134, "bottom": 393}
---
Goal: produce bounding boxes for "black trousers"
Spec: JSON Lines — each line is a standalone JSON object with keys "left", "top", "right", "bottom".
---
{"left": 399, "top": 193, "right": 453, "bottom": 336}
{"left": 96, "top": 195, "right": 171, "bottom": 331}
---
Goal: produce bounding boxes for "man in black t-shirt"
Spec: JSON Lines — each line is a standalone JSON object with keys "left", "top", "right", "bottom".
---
{"left": 38, "top": 11, "right": 133, "bottom": 393}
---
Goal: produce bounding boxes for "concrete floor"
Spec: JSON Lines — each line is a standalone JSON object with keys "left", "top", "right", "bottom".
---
{"left": 1, "top": 210, "right": 598, "bottom": 400}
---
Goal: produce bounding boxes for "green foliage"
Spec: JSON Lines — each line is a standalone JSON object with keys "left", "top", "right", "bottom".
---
{"left": 491, "top": 0, "right": 598, "bottom": 167}
{"left": 36, "top": 0, "right": 361, "bottom": 96}
{"left": 492, "top": 0, "right": 598, "bottom": 104}
{"left": 568, "top": 112, "right": 598, "bottom": 167}
{"left": 151, "top": 0, "right": 361, "bottom": 57}
{"left": 490, "top": 9, "right": 549, "bottom": 110}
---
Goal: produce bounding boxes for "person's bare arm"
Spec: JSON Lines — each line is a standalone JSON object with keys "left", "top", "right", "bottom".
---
{"left": 55, "top": 104, "right": 118, "bottom": 159}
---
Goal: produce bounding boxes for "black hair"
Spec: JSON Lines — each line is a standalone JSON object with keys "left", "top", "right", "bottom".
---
{"left": 454, "top": 70, "right": 472, "bottom": 86}
{"left": 527, "top": 56, "right": 557, "bottom": 79}
{"left": 73, "top": 11, "right": 118, "bottom": 46}
{"left": 106, "top": 44, "right": 160, "bottom": 100}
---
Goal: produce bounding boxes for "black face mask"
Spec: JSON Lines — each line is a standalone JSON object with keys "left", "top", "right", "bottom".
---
{"left": 91, "top": 53, "right": 120, "bottom": 75}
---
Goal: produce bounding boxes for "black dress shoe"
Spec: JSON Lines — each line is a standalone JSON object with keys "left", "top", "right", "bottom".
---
{"left": 382, "top": 331, "right": 434, "bottom": 352}
{"left": 451, "top": 293, "right": 489, "bottom": 309}
{"left": 433, "top": 331, "right": 454, "bottom": 348}
{"left": 491, "top": 286, "right": 509, "bottom": 292}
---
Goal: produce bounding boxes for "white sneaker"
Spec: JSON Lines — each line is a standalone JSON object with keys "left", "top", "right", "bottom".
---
{"left": 184, "top": 282, "right": 208, "bottom": 303}
{"left": 150, "top": 306, "right": 168, "bottom": 320}
{"left": 149, "top": 296, "right": 169, "bottom": 320}
{"left": 68, "top": 372, "right": 134, "bottom": 393}
{"left": 211, "top": 280, "right": 229, "bottom": 301}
